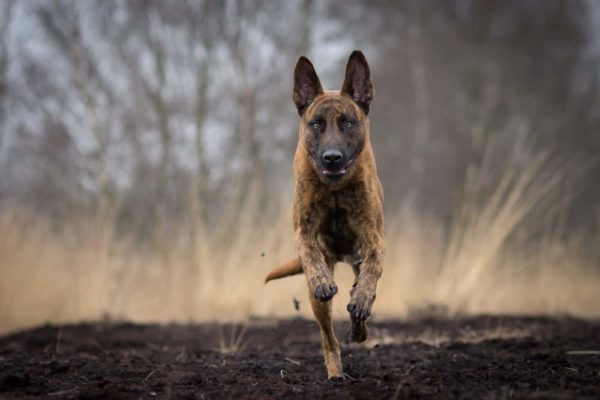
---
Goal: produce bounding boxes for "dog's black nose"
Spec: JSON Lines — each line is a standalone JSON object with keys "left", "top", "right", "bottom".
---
{"left": 322, "top": 150, "right": 343, "bottom": 166}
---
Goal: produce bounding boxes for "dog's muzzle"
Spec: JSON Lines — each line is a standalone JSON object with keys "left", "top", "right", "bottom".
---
{"left": 320, "top": 150, "right": 355, "bottom": 179}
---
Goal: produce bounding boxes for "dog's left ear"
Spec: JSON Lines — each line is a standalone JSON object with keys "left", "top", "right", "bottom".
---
{"left": 341, "top": 50, "right": 374, "bottom": 115}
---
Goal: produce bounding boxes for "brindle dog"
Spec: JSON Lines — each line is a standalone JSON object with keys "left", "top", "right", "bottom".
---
{"left": 265, "top": 51, "right": 384, "bottom": 379}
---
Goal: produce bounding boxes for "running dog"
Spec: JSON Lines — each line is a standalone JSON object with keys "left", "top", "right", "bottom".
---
{"left": 265, "top": 51, "right": 384, "bottom": 379}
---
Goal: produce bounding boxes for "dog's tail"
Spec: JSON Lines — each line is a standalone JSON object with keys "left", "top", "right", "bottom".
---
{"left": 265, "top": 257, "right": 303, "bottom": 283}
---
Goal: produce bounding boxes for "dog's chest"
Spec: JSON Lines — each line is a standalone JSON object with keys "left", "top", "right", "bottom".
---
{"left": 318, "top": 193, "right": 361, "bottom": 259}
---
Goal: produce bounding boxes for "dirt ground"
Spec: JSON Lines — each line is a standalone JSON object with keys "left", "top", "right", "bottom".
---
{"left": 0, "top": 315, "right": 599, "bottom": 399}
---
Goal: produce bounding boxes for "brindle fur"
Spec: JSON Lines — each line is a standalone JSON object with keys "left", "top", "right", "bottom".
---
{"left": 265, "top": 51, "right": 384, "bottom": 379}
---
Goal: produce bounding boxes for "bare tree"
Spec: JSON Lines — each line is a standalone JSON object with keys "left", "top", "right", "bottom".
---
{"left": 2, "top": 0, "right": 598, "bottom": 234}
{"left": 36, "top": 1, "right": 117, "bottom": 220}
{"left": 0, "top": 0, "right": 15, "bottom": 183}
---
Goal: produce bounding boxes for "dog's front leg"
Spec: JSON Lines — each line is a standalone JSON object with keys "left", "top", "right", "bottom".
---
{"left": 296, "top": 233, "right": 338, "bottom": 302}
{"left": 347, "top": 234, "right": 384, "bottom": 322}
{"left": 308, "top": 284, "right": 343, "bottom": 379}
{"left": 296, "top": 233, "right": 342, "bottom": 379}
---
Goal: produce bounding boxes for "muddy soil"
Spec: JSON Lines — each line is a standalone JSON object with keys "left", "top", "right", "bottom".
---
{"left": 1, "top": 316, "right": 599, "bottom": 399}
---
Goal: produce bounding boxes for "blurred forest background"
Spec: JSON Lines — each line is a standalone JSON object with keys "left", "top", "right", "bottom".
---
{"left": 1, "top": 0, "right": 599, "bottom": 333}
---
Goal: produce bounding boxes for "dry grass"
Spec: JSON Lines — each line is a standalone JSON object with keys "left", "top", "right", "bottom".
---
{"left": 0, "top": 158, "right": 599, "bottom": 334}
{"left": 217, "top": 323, "right": 249, "bottom": 355}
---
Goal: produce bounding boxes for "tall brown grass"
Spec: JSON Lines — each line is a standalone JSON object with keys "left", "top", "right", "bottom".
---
{"left": 1, "top": 157, "right": 599, "bottom": 334}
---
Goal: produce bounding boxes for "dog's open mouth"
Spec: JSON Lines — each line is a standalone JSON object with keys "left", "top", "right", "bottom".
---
{"left": 321, "top": 158, "right": 355, "bottom": 179}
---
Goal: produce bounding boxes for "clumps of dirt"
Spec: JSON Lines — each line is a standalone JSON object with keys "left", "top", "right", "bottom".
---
{"left": 1, "top": 316, "right": 599, "bottom": 399}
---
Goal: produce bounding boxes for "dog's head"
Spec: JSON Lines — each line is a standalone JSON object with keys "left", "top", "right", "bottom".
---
{"left": 293, "top": 51, "right": 374, "bottom": 185}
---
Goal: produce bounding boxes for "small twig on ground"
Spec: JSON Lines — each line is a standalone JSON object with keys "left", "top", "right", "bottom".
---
{"left": 144, "top": 370, "right": 156, "bottom": 381}
{"left": 566, "top": 350, "right": 600, "bottom": 355}
{"left": 48, "top": 387, "right": 78, "bottom": 397}
{"left": 343, "top": 372, "right": 357, "bottom": 381}
{"left": 284, "top": 357, "right": 302, "bottom": 366}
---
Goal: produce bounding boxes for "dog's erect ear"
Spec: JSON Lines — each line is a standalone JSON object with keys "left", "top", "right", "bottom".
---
{"left": 341, "top": 50, "right": 374, "bottom": 115}
{"left": 293, "top": 56, "right": 323, "bottom": 115}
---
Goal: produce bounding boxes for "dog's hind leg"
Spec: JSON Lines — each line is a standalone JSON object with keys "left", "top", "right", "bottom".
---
{"left": 308, "top": 285, "right": 343, "bottom": 379}
{"left": 347, "top": 234, "right": 384, "bottom": 332}
{"left": 347, "top": 262, "right": 368, "bottom": 343}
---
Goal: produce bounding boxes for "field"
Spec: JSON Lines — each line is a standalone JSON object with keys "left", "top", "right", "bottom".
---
{"left": 1, "top": 316, "right": 599, "bottom": 399}
{"left": 2, "top": 2, "right": 600, "bottom": 398}
{"left": 1, "top": 155, "right": 599, "bottom": 399}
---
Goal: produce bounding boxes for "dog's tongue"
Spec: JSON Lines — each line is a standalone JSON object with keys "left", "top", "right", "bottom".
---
{"left": 323, "top": 167, "right": 346, "bottom": 176}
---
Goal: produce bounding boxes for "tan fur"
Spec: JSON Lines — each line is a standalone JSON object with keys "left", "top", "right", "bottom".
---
{"left": 265, "top": 51, "right": 384, "bottom": 379}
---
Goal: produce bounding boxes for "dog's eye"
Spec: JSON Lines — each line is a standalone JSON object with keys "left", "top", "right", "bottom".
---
{"left": 344, "top": 120, "right": 354, "bottom": 129}
{"left": 310, "top": 121, "right": 321, "bottom": 130}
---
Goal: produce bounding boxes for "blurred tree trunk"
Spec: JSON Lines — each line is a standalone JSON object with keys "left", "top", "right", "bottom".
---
{"left": 217, "top": 0, "right": 314, "bottom": 239}
{"left": 190, "top": 0, "right": 218, "bottom": 242}
{"left": 152, "top": 43, "right": 172, "bottom": 227}
{"left": 408, "top": 0, "right": 430, "bottom": 198}
{"left": 70, "top": 9, "right": 112, "bottom": 223}
{"left": 37, "top": 1, "right": 115, "bottom": 222}
{"left": 217, "top": 0, "right": 262, "bottom": 238}
{"left": 0, "top": 1, "right": 14, "bottom": 197}
{"left": 191, "top": 52, "right": 210, "bottom": 239}
{"left": 129, "top": 15, "right": 173, "bottom": 233}
{"left": 298, "top": 0, "right": 314, "bottom": 56}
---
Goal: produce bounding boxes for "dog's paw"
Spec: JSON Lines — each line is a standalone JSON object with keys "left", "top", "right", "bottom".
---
{"left": 346, "top": 288, "right": 375, "bottom": 321}
{"left": 347, "top": 317, "right": 368, "bottom": 343}
{"left": 308, "top": 273, "right": 338, "bottom": 302}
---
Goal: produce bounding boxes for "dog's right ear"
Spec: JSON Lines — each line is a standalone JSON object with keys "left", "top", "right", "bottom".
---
{"left": 293, "top": 56, "right": 323, "bottom": 115}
